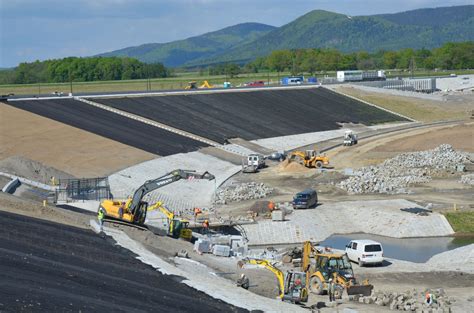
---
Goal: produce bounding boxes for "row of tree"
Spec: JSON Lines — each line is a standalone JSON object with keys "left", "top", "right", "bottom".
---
{"left": 0, "top": 57, "right": 169, "bottom": 84}
{"left": 239, "top": 41, "right": 473, "bottom": 75}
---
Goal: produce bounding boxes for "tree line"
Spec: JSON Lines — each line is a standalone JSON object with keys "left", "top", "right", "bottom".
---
{"left": 0, "top": 57, "right": 169, "bottom": 84}
{"left": 205, "top": 41, "right": 473, "bottom": 76}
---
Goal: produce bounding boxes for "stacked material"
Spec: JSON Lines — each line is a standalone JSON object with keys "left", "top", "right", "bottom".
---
{"left": 352, "top": 288, "right": 452, "bottom": 312}
{"left": 339, "top": 144, "right": 470, "bottom": 194}
{"left": 214, "top": 182, "right": 274, "bottom": 204}
{"left": 460, "top": 173, "right": 474, "bottom": 185}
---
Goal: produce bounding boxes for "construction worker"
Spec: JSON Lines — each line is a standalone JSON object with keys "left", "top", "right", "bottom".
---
{"left": 202, "top": 219, "right": 209, "bottom": 234}
{"left": 97, "top": 208, "right": 105, "bottom": 232}
{"left": 236, "top": 274, "right": 249, "bottom": 290}
{"left": 194, "top": 207, "right": 202, "bottom": 222}
{"left": 328, "top": 278, "right": 335, "bottom": 302}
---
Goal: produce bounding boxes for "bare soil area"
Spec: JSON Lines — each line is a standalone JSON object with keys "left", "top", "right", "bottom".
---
{"left": 335, "top": 86, "right": 473, "bottom": 122}
{"left": 0, "top": 103, "right": 156, "bottom": 177}
{"left": 327, "top": 122, "right": 474, "bottom": 169}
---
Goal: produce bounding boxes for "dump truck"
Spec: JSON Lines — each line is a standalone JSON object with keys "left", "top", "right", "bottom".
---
{"left": 238, "top": 258, "right": 308, "bottom": 303}
{"left": 289, "top": 149, "right": 330, "bottom": 168}
{"left": 302, "top": 241, "right": 373, "bottom": 298}
{"left": 98, "top": 169, "right": 215, "bottom": 227}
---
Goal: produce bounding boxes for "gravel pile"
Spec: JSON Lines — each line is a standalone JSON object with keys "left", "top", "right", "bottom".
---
{"left": 214, "top": 182, "right": 274, "bottom": 204}
{"left": 352, "top": 288, "right": 452, "bottom": 312}
{"left": 460, "top": 173, "right": 474, "bottom": 186}
{"left": 339, "top": 144, "right": 470, "bottom": 194}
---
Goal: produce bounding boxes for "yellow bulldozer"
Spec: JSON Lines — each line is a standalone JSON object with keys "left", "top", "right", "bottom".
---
{"left": 302, "top": 241, "right": 373, "bottom": 298}
{"left": 98, "top": 169, "right": 215, "bottom": 229}
{"left": 288, "top": 149, "right": 330, "bottom": 168}
{"left": 238, "top": 258, "right": 308, "bottom": 303}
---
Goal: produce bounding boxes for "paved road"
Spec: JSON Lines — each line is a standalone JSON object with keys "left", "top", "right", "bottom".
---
{"left": 3, "top": 99, "right": 208, "bottom": 156}
{"left": 0, "top": 211, "right": 246, "bottom": 313}
{"left": 96, "top": 87, "right": 406, "bottom": 144}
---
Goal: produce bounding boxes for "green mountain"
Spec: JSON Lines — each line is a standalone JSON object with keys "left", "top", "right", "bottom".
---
{"left": 99, "top": 5, "right": 474, "bottom": 68}
{"left": 186, "top": 5, "right": 474, "bottom": 66}
{"left": 98, "top": 23, "right": 276, "bottom": 67}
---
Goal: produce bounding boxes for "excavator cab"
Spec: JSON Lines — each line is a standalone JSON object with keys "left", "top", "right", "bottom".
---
{"left": 185, "top": 81, "right": 198, "bottom": 89}
{"left": 283, "top": 271, "right": 309, "bottom": 303}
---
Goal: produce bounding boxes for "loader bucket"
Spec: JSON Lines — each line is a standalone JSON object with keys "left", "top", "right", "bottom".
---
{"left": 347, "top": 284, "right": 373, "bottom": 296}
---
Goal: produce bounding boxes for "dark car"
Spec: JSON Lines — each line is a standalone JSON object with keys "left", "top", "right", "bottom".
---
{"left": 292, "top": 189, "right": 318, "bottom": 209}
{"left": 267, "top": 152, "right": 286, "bottom": 162}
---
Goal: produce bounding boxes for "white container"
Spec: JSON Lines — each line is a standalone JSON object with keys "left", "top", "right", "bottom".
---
{"left": 212, "top": 244, "right": 231, "bottom": 257}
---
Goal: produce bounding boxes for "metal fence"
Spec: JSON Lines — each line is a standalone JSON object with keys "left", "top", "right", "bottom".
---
{"left": 54, "top": 177, "right": 111, "bottom": 203}
{"left": 356, "top": 78, "right": 437, "bottom": 93}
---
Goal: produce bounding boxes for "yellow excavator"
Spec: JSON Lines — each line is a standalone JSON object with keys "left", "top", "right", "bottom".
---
{"left": 148, "top": 201, "right": 192, "bottom": 240}
{"left": 238, "top": 258, "right": 308, "bottom": 303}
{"left": 289, "top": 149, "right": 330, "bottom": 168}
{"left": 98, "top": 169, "right": 215, "bottom": 227}
{"left": 185, "top": 80, "right": 213, "bottom": 89}
{"left": 302, "top": 241, "right": 373, "bottom": 298}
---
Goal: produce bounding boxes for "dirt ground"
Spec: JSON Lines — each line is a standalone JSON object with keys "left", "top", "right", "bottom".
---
{"left": 335, "top": 86, "right": 474, "bottom": 122}
{"left": 0, "top": 103, "right": 156, "bottom": 177}
{"left": 327, "top": 122, "right": 474, "bottom": 169}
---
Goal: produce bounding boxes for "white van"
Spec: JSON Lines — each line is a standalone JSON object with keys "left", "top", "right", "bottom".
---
{"left": 247, "top": 154, "right": 265, "bottom": 169}
{"left": 345, "top": 240, "right": 384, "bottom": 267}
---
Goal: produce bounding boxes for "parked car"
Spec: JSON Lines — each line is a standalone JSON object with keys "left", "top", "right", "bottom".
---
{"left": 345, "top": 240, "right": 384, "bottom": 267}
{"left": 247, "top": 81, "right": 265, "bottom": 87}
{"left": 267, "top": 151, "right": 286, "bottom": 162}
{"left": 292, "top": 189, "right": 318, "bottom": 209}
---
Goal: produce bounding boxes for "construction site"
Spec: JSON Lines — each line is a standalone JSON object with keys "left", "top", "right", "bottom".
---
{"left": 1, "top": 78, "right": 473, "bottom": 313}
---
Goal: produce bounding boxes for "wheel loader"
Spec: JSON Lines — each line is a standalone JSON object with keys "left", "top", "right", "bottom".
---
{"left": 238, "top": 258, "right": 308, "bottom": 303}
{"left": 288, "top": 149, "right": 330, "bottom": 168}
{"left": 302, "top": 241, "right": 373, "bottom": 298}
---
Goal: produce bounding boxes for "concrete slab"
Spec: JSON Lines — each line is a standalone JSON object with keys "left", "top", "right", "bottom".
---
{"left": 241, "top": 199, "right": 454, "bottom": 246}
{"left": 252, "top": 129, "right": 347, "bottom": 151}
{"left": 108, "top": 152, "right": 240, "bottom": 211}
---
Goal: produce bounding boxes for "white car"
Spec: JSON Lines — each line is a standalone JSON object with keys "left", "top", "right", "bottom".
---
{"left": 345, "top": 240, "right": 384, "bottom": 267}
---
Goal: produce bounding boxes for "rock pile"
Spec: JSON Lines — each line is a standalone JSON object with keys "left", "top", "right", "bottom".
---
{"left": 460, "top": 173, "right": 474, "bottom": 186}
{"left": 213, "top": 182, "right": 274, "bottom": 204}
{"left": 352, "top": 288, "right": 452, "bottom": 312}
{"left": 339, "top": 144, "right": 470, "bottom": 194}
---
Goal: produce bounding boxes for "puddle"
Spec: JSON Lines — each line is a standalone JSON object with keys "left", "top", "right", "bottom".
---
{"left": 319, "top": 233, "right": 474, "bottom": 263}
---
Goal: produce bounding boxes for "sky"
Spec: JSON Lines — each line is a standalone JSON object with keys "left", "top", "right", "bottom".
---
{"left": 0, "top": 0, "right": 471, "bottom": 67}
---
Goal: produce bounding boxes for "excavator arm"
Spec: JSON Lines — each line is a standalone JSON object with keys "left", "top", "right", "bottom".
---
{"left": 238, "top": 258, "right": 285, "bottom": 298}
{"left": 127, "top": 169, "right": 215, "bottom": 223}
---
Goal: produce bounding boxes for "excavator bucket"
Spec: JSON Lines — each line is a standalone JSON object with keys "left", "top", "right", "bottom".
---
{"left": 347, "top": 284, "right": 373, "bottom": 296}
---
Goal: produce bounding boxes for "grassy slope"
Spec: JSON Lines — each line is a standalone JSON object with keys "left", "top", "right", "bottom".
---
{"left": 444, "top": 211, "right": 474, "bottom": 233}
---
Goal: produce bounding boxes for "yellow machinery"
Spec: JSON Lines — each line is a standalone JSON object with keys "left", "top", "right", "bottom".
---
{"left": 185, "top": 81, "right": 198, "bottom": 89}
{"left": 199, "top": 80, "right": 213, "bottom": 88}
{"left": 148, "top": 202, "right": 192, "bottom": 240}
{"left": 99, "top": 169, "right": 215, "bottom": 227}
{"left": 185, "top": 81, "right": 213, "bottom": 89}
{"left": 302, "top": 241, "right": 373, "bottom": 298}
{"left": 289, "top": 149, "right": 330, "bottom": 168}
{"left": 238, "top": 258, "right": 308, "bottom": 303}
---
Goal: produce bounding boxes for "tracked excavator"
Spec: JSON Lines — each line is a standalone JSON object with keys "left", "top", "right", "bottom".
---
{"left": 98, "top": 169, "right": 215, "bottom": 228}
{"left": 289, "top": 149, "right": 330, "bottom": 168}
{"left": 147, "top": 202, "right": 193, "bottom": 240}
{"left": 302, "top": 241, "right": 373, "bottom": 298}
{"left": 238, "top": 258, "right": 308, "bottom": 303}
